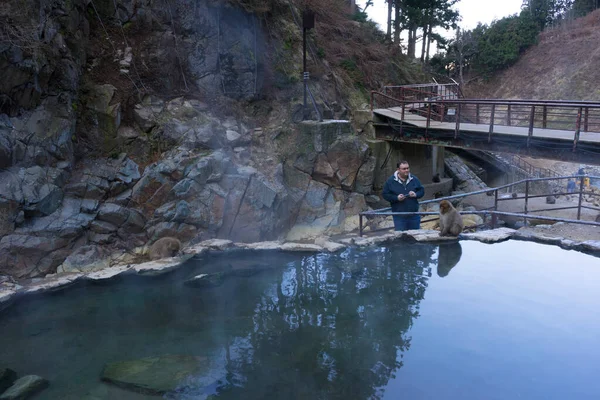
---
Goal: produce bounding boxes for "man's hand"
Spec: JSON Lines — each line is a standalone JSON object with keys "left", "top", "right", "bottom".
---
{"left": 397, "top": 194, "right": 405, "bottom": 201}
{"left": 408, "top": 191, "right": 416, "bottom": 198}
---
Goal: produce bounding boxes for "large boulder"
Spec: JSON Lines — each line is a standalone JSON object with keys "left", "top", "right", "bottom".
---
{"left": 0, "top": 166, "right": 67, "bottom": 218}
{"left": 57, "top": 245, "right": 110, "bottom": 273}
{"left": 8, "top": 97, "right": 75, "bottom": 167}
{"left": 0, "top": 234, "right": 71, "bottom": 277}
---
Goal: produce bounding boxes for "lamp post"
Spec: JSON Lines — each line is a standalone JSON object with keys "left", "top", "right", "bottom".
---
{"left": 302, "top": 10, "right": 315, "bottom": 120}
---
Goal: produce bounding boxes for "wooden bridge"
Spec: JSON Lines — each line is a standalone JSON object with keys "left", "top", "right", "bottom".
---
{"left": 371, "top": 83, "right": 600, "bottom": 166}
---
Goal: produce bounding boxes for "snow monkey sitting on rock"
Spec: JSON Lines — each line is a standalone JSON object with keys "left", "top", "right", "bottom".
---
{"left": 149, "top": 237, "right": 181, "bottom": 260}
{"left": 438, "top": 200, "right": 464, "bottom": 237}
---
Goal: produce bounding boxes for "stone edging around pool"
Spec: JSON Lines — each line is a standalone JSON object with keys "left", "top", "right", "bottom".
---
{"left": 1, "top": 228, "right": 599, "bottom": 311}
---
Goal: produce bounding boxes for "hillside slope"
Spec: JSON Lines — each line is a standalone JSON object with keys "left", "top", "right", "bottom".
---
{"left": 466, "top": 9, "right": 600, "bottom": 101}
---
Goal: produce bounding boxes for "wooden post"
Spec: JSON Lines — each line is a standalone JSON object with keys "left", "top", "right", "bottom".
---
{"left": 584, "top": 107, "right": 589, "bottom": 132}
{"left": 573, "top": 107, "right": 582, "bottom": 152}
{"left": 527, "top": 106, "right": 535, "bottom": 148}
{"left": 488, "top": 104, "right": 496, "bottom": 143}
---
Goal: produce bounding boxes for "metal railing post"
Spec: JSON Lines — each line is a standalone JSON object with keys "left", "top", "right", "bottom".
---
{"left": 527, "top": 106, "right": 535, "bottom": 148}
{"left": 507, "top": 104, "right": 511, "bottom": 126}
{"left": 577, "top": 176, "right": 584, "bottom": 220}
{"left": 454, "top": 103, "right": 461, "bottom": 139}
{"left": 524, "top": 180, "right": 530, "bottom": 226}
{"left": 359, "top": 214, "right": 364, "bottom": 237}
{"left": 492, "top": 189, "right": 498, "bottom": 228}
{"left": 573, "top": 107, "right": 582, "bottom": 152}
{"left": 476, "top": 103, "right": 480, "bottom": 124}
{"left": 584, "top": 107, "right": 589, "bottom": 132}
{"left": 542, "top": 105, "right": 547, "bottom": 128}
{"left": 488, "top": 104, "right": 496, "bottom": 143}
{"left": 426, "top": 102, "right": 431, "bottom": 138}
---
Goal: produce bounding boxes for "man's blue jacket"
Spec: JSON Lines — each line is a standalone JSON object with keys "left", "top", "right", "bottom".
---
{"left": 382, "top": 172, "right": 425, "bottom": 213}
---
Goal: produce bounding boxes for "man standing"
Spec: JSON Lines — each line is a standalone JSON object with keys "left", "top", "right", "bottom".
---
{"left": 382, "top": 161, "right": 425, "bottom": 231}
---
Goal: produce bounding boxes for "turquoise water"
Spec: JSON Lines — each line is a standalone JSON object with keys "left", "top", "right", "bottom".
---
{"left": 1, "top": 241, "right": 600, "bottom": 399}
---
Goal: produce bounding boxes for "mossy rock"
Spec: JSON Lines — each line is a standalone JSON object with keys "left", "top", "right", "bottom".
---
{"left": 101, "top": 355, "right": 209, "bottom": 395}
{"left": 0, "top": 375, "right": 49, "bottom": 400}
{"left": 0, "top": 368, "right": 17, "bottom": 394}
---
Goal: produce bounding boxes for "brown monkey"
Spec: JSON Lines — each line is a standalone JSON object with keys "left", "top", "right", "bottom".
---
{"left": 439, "top": 200, "right": 464, "bottom": 237}
{"left": 149, "top": 237, "right": 181, "bottom": 260}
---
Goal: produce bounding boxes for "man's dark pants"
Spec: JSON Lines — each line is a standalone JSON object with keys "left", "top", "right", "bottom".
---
{"left": 393, "top": 215, "right": 421, "bottom": 231}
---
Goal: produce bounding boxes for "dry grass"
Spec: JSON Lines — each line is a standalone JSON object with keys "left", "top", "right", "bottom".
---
{"left": 465, "top": 9, "right": 600, "bottom": 102}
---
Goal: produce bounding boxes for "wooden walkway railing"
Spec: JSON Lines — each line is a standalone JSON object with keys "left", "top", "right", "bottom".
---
{"left": 371, "top": 95, "right": 600, "bottom": 134}
{"left": 369, "top": 94, "right": 600, "bottom": 164}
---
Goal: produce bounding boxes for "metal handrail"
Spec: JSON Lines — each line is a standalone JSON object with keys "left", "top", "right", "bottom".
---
{"left": 504, "top": 154, "right": 561, "bottom": 179}
{"left": 358, "top": 175, "right": 600, "bottom": 236}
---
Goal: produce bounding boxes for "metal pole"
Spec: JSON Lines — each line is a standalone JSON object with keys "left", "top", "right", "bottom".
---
{"left": 492, "top": 189, "right": 498, "bottom": 228}
{"left": 454, "top": 103, "right": 461, "bottom": 139}
{"left": 573, "top": 107, "right": 582, "bottom": 152}
{"left": 524, "top": 180, "right": 529, "bottom": 226}
{"left": 527, "top": 106, "right": 535, "bottom": 148}
{"left": 426, "top": 102, "right": 431, "bottom": 139}
{"left": 577, "top": 176, "right": 584, "bottom": 220}
{"left": 488, "top": 104, "right": 495, "bottom": 143}
{"left": 542, "top": 105, "right": 547, "bottom": 128}
{"left": 302, "top": 26, "right": 307, "bottom": 120}
{"left": 359, "top": 214, "right": 363, "bottom": 237}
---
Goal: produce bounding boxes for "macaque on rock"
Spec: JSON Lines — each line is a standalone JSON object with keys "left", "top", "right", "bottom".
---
{"left": 438, "top": 200, "right": 464, "bottom": 237}
{"left": 149, "top": 237, "right": 181, "bottom": 260}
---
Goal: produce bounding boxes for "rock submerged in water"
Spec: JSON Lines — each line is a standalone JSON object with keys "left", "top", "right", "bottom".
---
{"left": 0, "top": 369, "right": 17, "bottom": 394}
{"left": 184, "top": 273, "right": 226, "bottom": 288}
{"left": 0, "top": 375, "right": 49, "bottom": 400}
{"left": 183, "top": 262, "right": 273, "bottom": 287}
{"left": 101, "top": 355, "right": 209, "bottom": 395}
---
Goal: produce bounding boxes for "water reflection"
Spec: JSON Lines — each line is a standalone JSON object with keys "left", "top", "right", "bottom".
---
{"left": 0, "top": 243, "right": 438, "bottom": 400}
{"left": 207, "top": 244, "right": 436, "bottom": 399}
{"left": 436, "top": 242, "right": 463, "bottom": 278}
{"left": 3, "top": 241, "right": 599, "bottom": 399}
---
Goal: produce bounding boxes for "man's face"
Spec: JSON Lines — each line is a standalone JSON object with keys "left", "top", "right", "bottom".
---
{"left": 398, "top": 163, "right": 410, "bottom": 180}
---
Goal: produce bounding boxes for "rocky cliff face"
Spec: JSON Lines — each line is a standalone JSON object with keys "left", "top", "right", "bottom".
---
{"left": 0, "top": 0, "right": 374, "bottom": 278}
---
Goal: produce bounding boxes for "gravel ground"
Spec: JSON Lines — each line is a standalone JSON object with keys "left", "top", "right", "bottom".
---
{"left": 519, "top": 222, "right": 600, "bottom": 242}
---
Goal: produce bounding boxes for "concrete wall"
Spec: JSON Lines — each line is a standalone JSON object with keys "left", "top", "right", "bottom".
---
{"left": 369, "top": 140, "right": 445, "bottom": 191}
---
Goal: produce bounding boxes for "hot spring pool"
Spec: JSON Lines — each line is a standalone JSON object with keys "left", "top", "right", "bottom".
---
{"left": 1, "top": 240, "right": 599, "bottom": 399}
